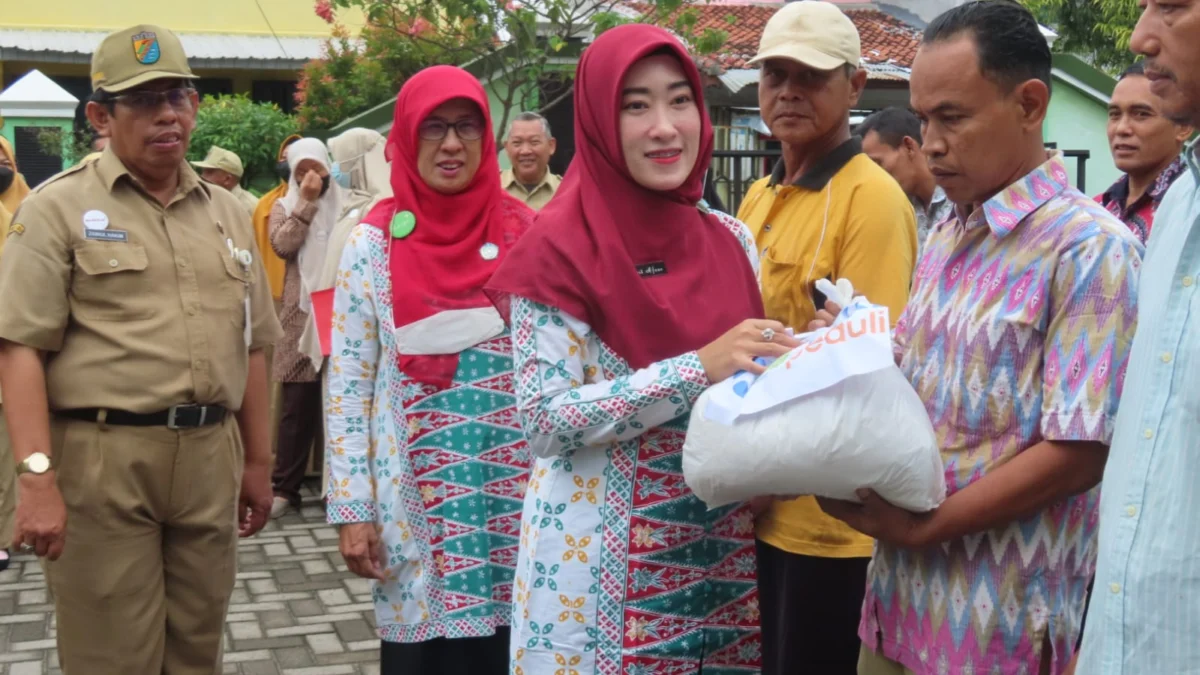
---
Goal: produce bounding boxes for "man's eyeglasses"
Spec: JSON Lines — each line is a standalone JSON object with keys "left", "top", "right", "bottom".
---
{"left": 102, "top": 87, "right": 196, "bottom": 113}
{"left": 418, "top": 117, "right": 486, "bottom": 142}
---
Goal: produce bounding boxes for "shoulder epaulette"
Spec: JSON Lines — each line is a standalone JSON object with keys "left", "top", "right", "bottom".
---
{"left": 28, "top": 161, "right": 93, "bottom": 195}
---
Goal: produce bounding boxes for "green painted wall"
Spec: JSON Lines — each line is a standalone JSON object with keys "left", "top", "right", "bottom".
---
{"left": 1046, "top": 76, "right": 1120, "bottom": 196}
{"left": 0, "top": 117, "right": 74, "bottom": 172}
{"left": 490, "top": 83, "right": 518, "bottom": 172}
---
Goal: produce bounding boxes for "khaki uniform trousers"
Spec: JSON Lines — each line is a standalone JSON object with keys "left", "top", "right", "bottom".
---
{"left": 269, "top": 299, "right": 284, "bottom": 459}
{"left": 857, "top": 646, "right": 917, "bottom": 675}
{"left": 0, "top": 409, "right": 14, "bottom": 549}
{"left": 857, "top": 644, "right": 1054, "bottom": 675}
{"left": 46, "top": 416, "right": 243, "bottom": 675}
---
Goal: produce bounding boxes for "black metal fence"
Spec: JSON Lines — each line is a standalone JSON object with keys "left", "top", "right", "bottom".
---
{"left": 711, "top": 147, "right": 1092, "bottom": 216}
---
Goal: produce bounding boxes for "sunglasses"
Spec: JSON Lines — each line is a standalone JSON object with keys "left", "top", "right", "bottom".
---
{"left": 418, "top": 117, "right": 486, "bottom": 142}
{"left": 105, "top": 87, "right": 196, "bottom": 113}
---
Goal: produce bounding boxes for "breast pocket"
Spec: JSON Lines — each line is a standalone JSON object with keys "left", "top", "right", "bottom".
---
{"left": 219, "top": 252, "right": 251, "bottom": 329}
{"left": 950, "top": 313, "right": 1038, "bottom": 437}
{"left": 72, "top": 243, "right": 154, "bottom": 321}
{"left": 760, "top": 247, "right": 823, "bottom": 328}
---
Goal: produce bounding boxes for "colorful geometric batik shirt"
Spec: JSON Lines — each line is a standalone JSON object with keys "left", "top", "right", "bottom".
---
{"left": 860, "top": 152, "right": 1143, "bottom": 675}
{"left": 1097, "top": 154, "right": 1184, "bottom": 244}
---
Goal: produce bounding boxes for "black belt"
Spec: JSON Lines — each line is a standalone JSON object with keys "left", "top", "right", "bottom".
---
{"left": 58, "top": 405, "right": 228, "bottom": 429}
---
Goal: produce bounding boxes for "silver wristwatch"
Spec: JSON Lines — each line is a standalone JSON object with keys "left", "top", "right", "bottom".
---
{"left": 16, "top": 452, "right": 51, "bottom": 476}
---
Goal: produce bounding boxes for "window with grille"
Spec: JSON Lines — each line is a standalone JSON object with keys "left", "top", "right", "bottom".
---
{"left": 13, "top": 127, "right": 64, "bottom": 189}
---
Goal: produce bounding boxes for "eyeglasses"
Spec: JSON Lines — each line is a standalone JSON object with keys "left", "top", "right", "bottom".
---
{"left": 418, "top": 117, "right": 486, "bottom": 142}
{"left": 106, "top": 87, "right": 195, "bottom": 113}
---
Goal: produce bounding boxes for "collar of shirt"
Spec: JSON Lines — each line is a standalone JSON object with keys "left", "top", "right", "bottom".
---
{"left": 768, "top": 137, "right": 862, "bottom": 190}
{"left": 957, "top": 151, "right": 1071, "bottom": 239}
{"left": 501, "top": 167, "right": 559, "bottom": 193}
{"left": 95, "top": 149, "right": 208, "bottom": 201}
{"left": 925, "top": 185, "right": 949, "bottom": 219}
{"left": 1101, "top": 155, "right": 1186, "bottom": 217}
{"left": 1184, "top": 139, "right": 1200, "bottom": 181}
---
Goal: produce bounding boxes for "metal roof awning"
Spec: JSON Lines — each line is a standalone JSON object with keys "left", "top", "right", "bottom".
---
{"left": 718, "top": 69, "right": 760, "bottom": 94}
{"left": 0, "top": 29, "right": 324, "bottom": 70}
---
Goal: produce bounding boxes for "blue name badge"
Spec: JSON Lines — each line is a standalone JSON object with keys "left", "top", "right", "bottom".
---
{"left": 85, "top": 229, "right": 129, "bottom": 242}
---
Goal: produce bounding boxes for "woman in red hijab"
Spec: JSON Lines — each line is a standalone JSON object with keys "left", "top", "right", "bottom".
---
{"left": 323, "top": 66, "right": 534, "bottom": 674}
{"left": 486, "top": 25, "right": 797, "bottom": 675}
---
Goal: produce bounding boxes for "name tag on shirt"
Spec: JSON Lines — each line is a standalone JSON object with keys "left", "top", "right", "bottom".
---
{"left": 636, "top": 261, "right": 667, "bottom": 278}
{"left": 85, "top": 229, "right": 129, "bottom": 242}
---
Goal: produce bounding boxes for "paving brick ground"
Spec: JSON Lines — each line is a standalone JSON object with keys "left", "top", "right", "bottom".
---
{"left": 0, "top": 482, "right": 381, "bottom": 675}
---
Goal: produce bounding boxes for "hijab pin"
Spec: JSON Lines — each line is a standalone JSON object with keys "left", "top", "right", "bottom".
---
{"left": 479, "top": 243, "right": 499, "bottom": 261}
{"left": 390, "top": 211, "right": 416, "bottom": 239}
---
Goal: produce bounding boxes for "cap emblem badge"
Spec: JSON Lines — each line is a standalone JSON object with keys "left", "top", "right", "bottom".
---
{"left": 132, "top": 32, "right": 161, "bottom": 65}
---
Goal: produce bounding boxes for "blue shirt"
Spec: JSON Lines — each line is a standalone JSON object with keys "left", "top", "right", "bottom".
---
{"left": 1078, "top": 143, "right": 1200, "bottom": 674}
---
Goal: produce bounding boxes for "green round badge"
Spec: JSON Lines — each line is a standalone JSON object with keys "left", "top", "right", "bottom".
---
{"left": 390, "top": 211, "right": 416, "bottom": 239}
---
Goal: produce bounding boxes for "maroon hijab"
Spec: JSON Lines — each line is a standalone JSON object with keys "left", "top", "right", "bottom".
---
{"left": 486, "top": 25, "right": 763, "bottom": 369}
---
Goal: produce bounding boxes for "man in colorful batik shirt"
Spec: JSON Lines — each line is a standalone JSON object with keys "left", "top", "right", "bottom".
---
{"left": 1097, "top": 61, "right": 1192, "bottom": 244}
{"left": 818, "top": 3, "right": 1142, "bottom": 674}
{"left": 1075, "top": 0, "right": 1200, "bottom": 673}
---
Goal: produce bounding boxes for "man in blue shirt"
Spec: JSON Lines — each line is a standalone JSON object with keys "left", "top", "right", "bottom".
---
{"left": 1074, "top": 1, "right": 1200, "bottom": 673}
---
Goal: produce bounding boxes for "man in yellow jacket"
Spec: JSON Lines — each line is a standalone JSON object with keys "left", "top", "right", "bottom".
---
{"left": 735, "top": 4, "right": 917, "bottom": 673}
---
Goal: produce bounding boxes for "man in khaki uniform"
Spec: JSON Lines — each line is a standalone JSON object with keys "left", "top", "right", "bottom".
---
{"left": 0, "top": 24, "right": 281, "bottom": 675}
{"left": 193, "top": 145, "right": 259, "bottom": 216}
{"left": 500, "top": 111, "right": 561, "bottom": 210}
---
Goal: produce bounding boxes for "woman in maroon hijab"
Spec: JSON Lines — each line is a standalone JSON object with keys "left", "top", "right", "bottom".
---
{"left": 487, "top": 25, "right": 797, "bottom": 675}
{"left": 324, "top": 66, "right": 534, "bottom": 674}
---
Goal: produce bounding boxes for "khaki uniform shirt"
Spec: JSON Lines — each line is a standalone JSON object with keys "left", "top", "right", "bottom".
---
{"left": 231, "top": 185, "right": 260, "bottom": 219}
{"left": 501, "top": 168, "right": 561, "bottom": 211}
{"left": 0, "top": 151, "right": 282, "bottom": 413}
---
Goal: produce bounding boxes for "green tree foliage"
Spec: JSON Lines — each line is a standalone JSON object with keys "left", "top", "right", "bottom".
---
{"left": 188, "top": 94, "right": 299, "bottom": 187}
{"left": 323, "top": 0, "right": 728, "bottom": 141}
{"left": 36, "top": 127, "right": 94, "bottom": 166}
{"left": 295, "top": 23, "right": 463, "bottom": 130}
{"left": 1023, "top": 0, "right": 1141, "bottom": 72}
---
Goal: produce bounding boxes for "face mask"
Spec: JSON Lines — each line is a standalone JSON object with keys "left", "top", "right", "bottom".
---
{"left": 0, "top": 167, "right": 13, "bottom": 194}
{"left": 276, "top": 160, "right": 291, "bottom": 182}
{"left": 320, "top": 174, "right": 332, "bottom": 198}
{"left": 331, "top": 162, "right": 352, "bottom": 190}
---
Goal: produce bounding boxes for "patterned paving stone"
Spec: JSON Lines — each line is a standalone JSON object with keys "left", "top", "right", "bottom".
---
{"left": 0, "top": 483, "right": 380, "bottom": 674}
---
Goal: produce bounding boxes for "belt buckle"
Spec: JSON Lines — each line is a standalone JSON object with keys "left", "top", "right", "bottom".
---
{"left": 167, "top": 405, "right": 206, "bottom": 429}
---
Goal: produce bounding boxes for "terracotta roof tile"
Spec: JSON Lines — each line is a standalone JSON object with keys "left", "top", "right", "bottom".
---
{"left": 642, "top": 3, "right": 922, "bottom": 72}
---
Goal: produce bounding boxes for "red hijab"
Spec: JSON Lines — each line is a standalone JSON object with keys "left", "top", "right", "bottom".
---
{"left": 486, "top": 26, "right": 763, "bottom": 370}
{"left": 363, "top": 66, "right": 532, "bottom": 388}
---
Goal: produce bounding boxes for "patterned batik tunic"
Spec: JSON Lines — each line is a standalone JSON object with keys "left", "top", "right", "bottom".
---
{"left": 860, "top": 153, "right": 1143, "bottom": 674}
{"left": 326, "top": 223, "right": 531, "bottom": 643}
{"left": 509, "top": 212, "right": 763, "bottom": 675}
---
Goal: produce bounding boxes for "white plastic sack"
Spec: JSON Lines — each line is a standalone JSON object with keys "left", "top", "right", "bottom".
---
{"left": 682, "top": 279, "right": 946, "bottom": 511}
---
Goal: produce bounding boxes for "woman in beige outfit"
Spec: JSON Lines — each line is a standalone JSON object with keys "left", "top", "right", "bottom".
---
{"left": 295, "top": 129, "right": 392, "bottom": 499}
{"left": 268, "top": 138, "right": 340, "bottom": 518}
